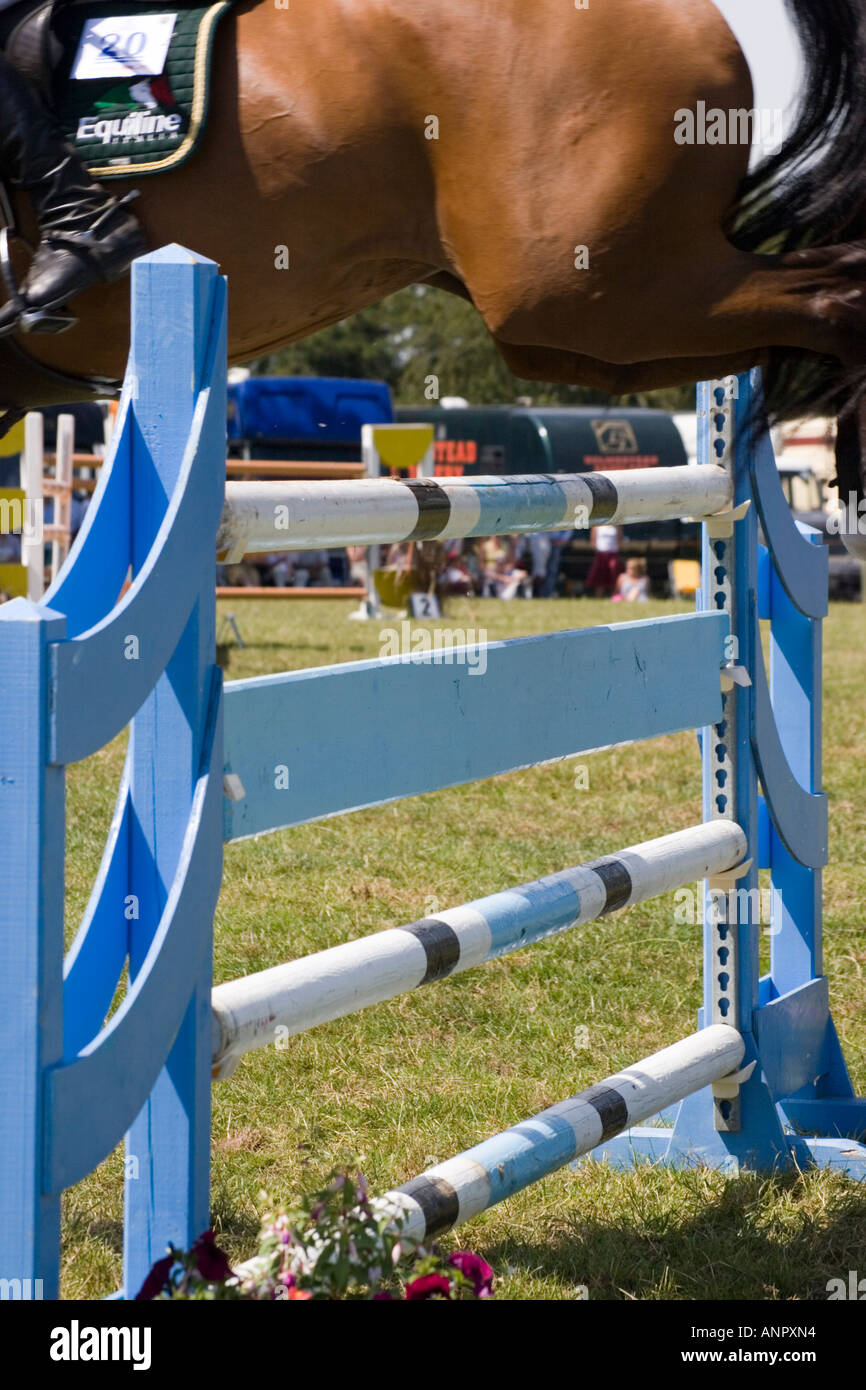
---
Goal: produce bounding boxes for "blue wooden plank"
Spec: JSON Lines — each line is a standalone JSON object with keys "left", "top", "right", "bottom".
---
{"left": 0, "top": 600, "right": 67, "bottom": 1296}
{"left": 121, "top": 248, "right": 226, "bottom": 1300}
{"left": 752, "top": 647, "right": 828, "bottom": 869}
{"left": 46, "top": 668, "right": 223, "bottom": 1195}
{"left": 45, "top": 394, "right": 132, "bottom": 635}
{"left": 224, "top": 611, "right": 728, "bottom": 841}
{"left": 50, "top": 262, "right": 228, "bottom": 767}
{"left": 754, "top": 978, "right": 832, "bottom": 1099}
{"left": 750, "top": 426, "right": 828, "bottom": 620}
{"left": 781, "top": 1098, "right": 866, "bottom": 1141}
{"left": 62, "top": 773, "right": 131, "bottom": 1056}
{"left": 768, "top": 528, "right": 825, "bottom": 989}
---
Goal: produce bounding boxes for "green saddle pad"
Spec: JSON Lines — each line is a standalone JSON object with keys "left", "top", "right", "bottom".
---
{"left": 55, "top": 1, "right": 232, "bottom": 178}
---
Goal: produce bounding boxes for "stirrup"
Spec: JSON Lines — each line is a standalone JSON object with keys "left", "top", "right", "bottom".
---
{"left": 0, "top": 225, "right": 77, "bottom": 336}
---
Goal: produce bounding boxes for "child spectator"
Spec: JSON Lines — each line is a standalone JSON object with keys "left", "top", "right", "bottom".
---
{"left": 614, "top": 557, "right": 650, "bottom": 602}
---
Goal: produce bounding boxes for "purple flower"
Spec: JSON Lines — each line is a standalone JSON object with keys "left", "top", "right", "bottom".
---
{"left": 448, "top": 1251, "right": 494, "bottom": 1297}
{"left": 135, "top": 1252, "right": 175, "bottom": 1301}
{"left": 405, "top": 1273, "right": 453, "bottom": 1300}
{"left": 191, "top": 1230, "right": 235, "bottom": 1283}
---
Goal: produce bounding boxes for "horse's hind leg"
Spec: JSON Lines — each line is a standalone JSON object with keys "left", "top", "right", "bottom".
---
{"left": 482, "top": 237, "right": 866, "bottom": 375}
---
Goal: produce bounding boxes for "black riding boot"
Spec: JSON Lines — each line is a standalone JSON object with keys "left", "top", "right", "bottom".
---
{"left": 0, "top": 53, "right": 146, "bottom": 333}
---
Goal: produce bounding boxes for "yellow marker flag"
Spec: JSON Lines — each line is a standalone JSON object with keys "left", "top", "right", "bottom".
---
{"left": 370, "top": 425, "right": 434, "bottom": 473}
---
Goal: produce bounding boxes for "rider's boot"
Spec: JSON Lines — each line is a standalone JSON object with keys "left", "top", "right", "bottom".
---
{"left": 0, "top": 54, "right": 146, "bottom": 333}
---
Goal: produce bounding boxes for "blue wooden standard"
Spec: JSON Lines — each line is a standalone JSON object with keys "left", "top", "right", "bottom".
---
{"left": 1, "top": 247, "right": 864, "bottom": 1301}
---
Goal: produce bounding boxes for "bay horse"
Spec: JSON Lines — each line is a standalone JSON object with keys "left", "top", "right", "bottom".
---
{"left": 5, "top": 0, "right": 866, "bottom": 541}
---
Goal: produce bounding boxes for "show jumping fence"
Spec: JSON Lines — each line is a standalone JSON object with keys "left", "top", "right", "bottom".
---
{"left": 1, "top": 247, "right": 864, "bottom": 1300}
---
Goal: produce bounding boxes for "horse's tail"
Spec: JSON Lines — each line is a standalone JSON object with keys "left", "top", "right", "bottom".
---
{"left": 727, "top": 0, "right": 866, "bottom": 428}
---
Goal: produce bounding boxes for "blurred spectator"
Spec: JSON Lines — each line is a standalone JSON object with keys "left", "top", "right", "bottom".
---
{"left": 385, "top": 541, "right": 413, "bottom": 573}
{"left": 480, "top": 535, "right": 528, "bottom": 599}
{"left": 346, "top": 544, "right": 368, "bottom": 588}
{"left": 528, "top": 532, "right": 552, "bottom": 597}
{"left": 270, "top": 549, "right": 333, "bottom": 587}
{"left": 543, "top": 528, "right": 573, "bottom": 597}
{"left": 613, "top": 557, "right": 650, "bottom": 602}
{"left": 441, "top": 543, "right": 473, "bottom": 597}
{"left": 586, "top": 524, "right": 624, "bottom": 597}
{"left": 0, "top": 527, "right": 20, "bottom": 563}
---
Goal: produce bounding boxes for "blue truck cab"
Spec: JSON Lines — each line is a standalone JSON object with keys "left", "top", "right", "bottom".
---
{"left": 227, "top": 376, "right": 393, "bottom": 462}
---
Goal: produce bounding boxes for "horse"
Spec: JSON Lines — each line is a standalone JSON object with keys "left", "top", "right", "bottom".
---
{"left": 5, "top": 0, "right": 866, "bottom": 541}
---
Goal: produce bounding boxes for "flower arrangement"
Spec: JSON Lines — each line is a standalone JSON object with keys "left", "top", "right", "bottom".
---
{"left": 137, "top": 1172, "right": 493, "bottom": 1301}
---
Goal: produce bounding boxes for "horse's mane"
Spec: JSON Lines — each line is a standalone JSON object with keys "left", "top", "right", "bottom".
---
{"left": 727, "top": 0, "right": 866, "bottom": 426}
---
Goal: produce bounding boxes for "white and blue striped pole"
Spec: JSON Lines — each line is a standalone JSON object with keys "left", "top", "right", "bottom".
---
{"left": 211, "top": 821, "right": 745, "bottom": 1076}
{"left": 217, "top": 465, "right": 732, "bottom": 559}
{"left": 378, "top": 1024, "right": 746, "bottom": 1240}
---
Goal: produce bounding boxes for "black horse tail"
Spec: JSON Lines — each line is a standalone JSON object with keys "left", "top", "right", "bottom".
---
{"left": 726, "top": 0, "right": 866, "bottom": 434}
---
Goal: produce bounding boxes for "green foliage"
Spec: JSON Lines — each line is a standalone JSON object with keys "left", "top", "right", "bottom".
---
{"left": 248, "top": 285, "right": 695, "bottom": 411}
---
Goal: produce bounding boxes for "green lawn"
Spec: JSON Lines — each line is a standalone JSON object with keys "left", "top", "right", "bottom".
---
{"left": 61, "top": 597, "right": 866, "bottom": 1299}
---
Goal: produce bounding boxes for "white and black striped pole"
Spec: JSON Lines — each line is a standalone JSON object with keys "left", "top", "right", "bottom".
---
{"left": 377, "top": 1025, "right": 746, "bottom": 1241}
{"left": 211, "top": 821, "right": 745, "bottom": 1076}
{"left": 217, "top": 465, "right": 732, "bottom": 559}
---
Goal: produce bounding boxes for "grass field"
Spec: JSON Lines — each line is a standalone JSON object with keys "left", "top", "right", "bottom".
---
{"left": 62, "top": 596, "right": 866, "bottom": 1300}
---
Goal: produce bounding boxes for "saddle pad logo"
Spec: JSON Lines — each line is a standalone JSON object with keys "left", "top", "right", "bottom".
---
{"left": 591, "top": 419, "right": 639, "bottom": 454}
{"left": 75, "top": 77, "right": 183, "bottom": 148}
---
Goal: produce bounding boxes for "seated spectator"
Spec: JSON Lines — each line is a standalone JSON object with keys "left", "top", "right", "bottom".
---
{"left": 441, "top": 543, "right": 473, "bottom": 596}
{"left": 481, "top": 535, "right": 528, "bottom": 599}
{"left": 265, "top": 550, "right": 333, "bottom": 588}
{"left": 613, "top": 558, "right": 650, "bottom": 602}
{"left": 479, "top": 536, "right": 508, "bottom": 596}
{"left": 385, "top": 541, "right": 413, "bottom": 573}
{"left": 219, "top": 561, "right": 261, "bottom": 588}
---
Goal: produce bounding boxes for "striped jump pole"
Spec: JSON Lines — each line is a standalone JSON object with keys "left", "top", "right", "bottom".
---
{"left": 211, "top": 821, "right": 746, "bottom": 1076}
{"left": 216, "top": 465, "right": 732, "bottom": 560}
{"left": 378, "top": 1025, "right": 746, "bottom": 1241}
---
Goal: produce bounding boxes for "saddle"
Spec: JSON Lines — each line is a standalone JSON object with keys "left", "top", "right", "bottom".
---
{"left": 0, "top": 0, "right": 64, "bottom": 101}
{"left": 0, "top": 0, "right": 232, "bottom": 425}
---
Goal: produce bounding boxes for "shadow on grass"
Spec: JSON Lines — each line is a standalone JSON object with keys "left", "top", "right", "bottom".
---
{"left": 479, "top": 1171, "right": 866, "bottom": 1301}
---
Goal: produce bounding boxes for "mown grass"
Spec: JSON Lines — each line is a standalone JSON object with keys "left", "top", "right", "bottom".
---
{"left": 60, "top": 597, "right": 866, "bottom": 1299}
